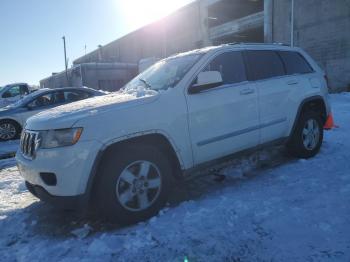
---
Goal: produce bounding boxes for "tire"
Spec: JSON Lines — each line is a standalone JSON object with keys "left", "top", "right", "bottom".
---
{"left": 94, "top": 145, "right": 172, "bottom": 225}
{"left": 0, "top": 120, "right": 21, "bottom": 141}
{"left": 287, "top": 111, "right": 323, "bottom": 158}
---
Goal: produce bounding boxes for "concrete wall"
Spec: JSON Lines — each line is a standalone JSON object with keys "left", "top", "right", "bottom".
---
{"left": 40, "top": 63, "right": 137, "bottom": 91}
{"left": 80, "top": 65, "right": 137, "bottom": 91}
{"left": 269, "top": 0, "right": 350, "bottom": 91}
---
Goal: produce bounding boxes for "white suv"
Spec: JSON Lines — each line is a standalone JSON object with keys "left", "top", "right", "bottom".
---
{"left": 16, "top": 44, "right": 331, "bottom": 224}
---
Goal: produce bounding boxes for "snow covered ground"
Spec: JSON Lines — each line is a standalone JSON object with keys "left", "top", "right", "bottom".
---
{"left": 0, "top": 93, "right": 349, "bottom": 261}
{"left": 0, "top": 140, "right": 18, "bottom": 157}
{"left": 0, "top": 140, "right": 18, "bottom": 169}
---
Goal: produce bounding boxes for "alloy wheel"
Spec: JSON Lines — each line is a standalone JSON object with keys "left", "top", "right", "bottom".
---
{"left": 116, "top": 160, "right": 162, "bottom": 212}
{"left": 302, "top": 119, "right": 320, "bottom": 151}
{"left": 0, "top": 123, "right": 17, "bottom": 140}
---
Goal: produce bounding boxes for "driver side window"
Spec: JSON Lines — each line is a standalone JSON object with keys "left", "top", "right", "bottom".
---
{"left": 203, "top": 51, "right": 247, "bottom": 85}
{"left": 27, "top": 93, "right": 54, "bottom": 109}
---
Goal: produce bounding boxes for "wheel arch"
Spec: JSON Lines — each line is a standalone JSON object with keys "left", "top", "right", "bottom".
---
{"left": 288, "top": 96, "right": 327, "bottom": 141}
{"left": 0, "top": 117, "right": 22, "bottom": 126}
{"left": 84, "top": 131, "right": 184, "bottom": 207}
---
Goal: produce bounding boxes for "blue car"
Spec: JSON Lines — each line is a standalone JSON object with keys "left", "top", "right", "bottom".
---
{"left": 0, "top": 87, "right": 105, "bottom": 141}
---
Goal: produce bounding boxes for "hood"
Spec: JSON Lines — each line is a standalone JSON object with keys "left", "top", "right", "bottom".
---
{"left": 26, "top": 88, "right": 159, "bottom": 130}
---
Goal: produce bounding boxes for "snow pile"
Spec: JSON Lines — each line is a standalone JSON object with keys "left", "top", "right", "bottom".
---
{"left": 0, "top": 93, "right": 349, "bottom": 261}
{"left": 0, "top": 166, "right": 33, "bottom": 213}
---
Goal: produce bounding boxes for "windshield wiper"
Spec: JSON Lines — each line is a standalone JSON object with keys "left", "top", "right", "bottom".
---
{"left": 139, "top": 78, "right": 152, "bottom": 89}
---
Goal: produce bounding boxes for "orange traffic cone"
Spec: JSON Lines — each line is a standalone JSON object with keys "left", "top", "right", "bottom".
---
{"left": 324, "top": 113, "right": 337, "bottom": 129}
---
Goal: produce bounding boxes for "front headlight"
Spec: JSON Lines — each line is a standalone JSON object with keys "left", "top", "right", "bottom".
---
{"left": 39, "top": 128, "right": 83, "bottom": 149}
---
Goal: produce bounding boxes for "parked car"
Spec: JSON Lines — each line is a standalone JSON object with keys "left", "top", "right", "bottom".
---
{"left": 0, "top": 83, "right": 31, "bottom": 108}
{"left": 0, "top": 87, "right": 104, "bottom": 141}
{"left": 16, "top": 43, "right": 331, "bottom": 224}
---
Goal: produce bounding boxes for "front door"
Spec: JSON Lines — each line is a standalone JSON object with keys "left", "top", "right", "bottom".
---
{"left": 186, "top": 51, "right": 260, "bottom": 165}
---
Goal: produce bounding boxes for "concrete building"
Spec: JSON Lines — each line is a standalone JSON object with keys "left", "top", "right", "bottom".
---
{"left": 41, "top": 0, "right": 350, "bottom": 92}
{"left": 266, "top": 0, "right": 350, "bottom": 91}
{"left": 73, "top": 0, "right": 264, "bottom": 65}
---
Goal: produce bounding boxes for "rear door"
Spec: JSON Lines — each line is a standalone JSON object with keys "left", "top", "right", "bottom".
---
{"left": 186, "top": 50, "right": 259, "bottom": 164}
{"left": 244, "top": 50, "right": 290, "bottom": 143}
{"left": 277, "top": 50, "right": 316, "bottom": 130}
{"left": 19, "top": 92, "right": 62, "bottom": 126}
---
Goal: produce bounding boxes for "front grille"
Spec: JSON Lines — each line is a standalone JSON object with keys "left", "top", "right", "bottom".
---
{"left": 20, "top": 130, "right": 40, "bottom": 160}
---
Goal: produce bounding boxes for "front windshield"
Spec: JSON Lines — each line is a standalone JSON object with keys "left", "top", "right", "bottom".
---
{"left": 124, "top": 53, "right": 202, "bottom": 92}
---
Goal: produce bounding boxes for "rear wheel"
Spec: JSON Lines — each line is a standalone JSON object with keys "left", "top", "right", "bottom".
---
{"left": 0, "top": 120, "right": 21, "bottom": 141}
{"left": 94, "top": 145, "right": 172, "bottom": 225}
{"left": 287, "top": 111, "right": 323, "bottom": 158}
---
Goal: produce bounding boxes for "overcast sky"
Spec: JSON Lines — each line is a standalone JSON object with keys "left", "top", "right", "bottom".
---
{"left": 0, "top": 0, "right": 192, "bottom": 86}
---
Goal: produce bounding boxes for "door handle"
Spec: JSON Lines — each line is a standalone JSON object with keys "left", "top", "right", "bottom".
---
{"left": 240, "top": 88, "right": 255, "bottom": 95}
{"left": 287, "top": 80, "right": 298, "bottom": 85}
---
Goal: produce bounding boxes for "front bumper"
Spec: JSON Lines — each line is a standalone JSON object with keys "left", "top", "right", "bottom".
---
{"left": 25, "top": 181, "right": 83, "bottom": 209}
{"left": 16, "top": 139, "right": 103, "bottom": 198}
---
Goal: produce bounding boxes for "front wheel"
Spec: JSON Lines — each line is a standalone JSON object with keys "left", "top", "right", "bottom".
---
{"left": 94, "top": 145, "right": 172, "bottom": 225}
{"left": 0, "top": 120, "right": 21, "bottom": 141}
{"left": 287, "top": 111, "right": 323, "bottom": 159}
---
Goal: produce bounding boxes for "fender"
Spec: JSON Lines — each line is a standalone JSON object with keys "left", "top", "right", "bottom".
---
{"left": 0, "top": 116, "right": 22, "bottom": 124}
{"left": 99, "top": 129, "right": 185, "bottom": 168}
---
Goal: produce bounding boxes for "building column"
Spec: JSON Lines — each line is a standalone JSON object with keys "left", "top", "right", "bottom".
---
{"left": 264, "top": 0, "right": 274, "bottom": 43}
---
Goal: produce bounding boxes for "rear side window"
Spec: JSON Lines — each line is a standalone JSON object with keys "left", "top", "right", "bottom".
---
{"left": 278, "top": 51, "right": 313, "bottom": 75}
{"left": 203, "top": 51, "right": 247, "bottom": 85}
{"left": 245, "top": 50, "right": 285, "bottom": 81}
{"left": 53, "top": 91, "right": 66, "bottom": 104}
{"left": 64, "top": 90, "right": 90, "bottom": 102}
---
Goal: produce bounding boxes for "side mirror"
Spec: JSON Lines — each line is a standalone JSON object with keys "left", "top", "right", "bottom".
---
{"left": 188, "top": 71, "right": 223, "bottom": 94}
{"left": 2, "top": 91, "right": 12, "bottom": 98}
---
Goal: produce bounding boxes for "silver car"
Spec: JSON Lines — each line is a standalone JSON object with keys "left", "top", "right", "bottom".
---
{"left": 0, "top": 87, "right": 105, "bottom": 141}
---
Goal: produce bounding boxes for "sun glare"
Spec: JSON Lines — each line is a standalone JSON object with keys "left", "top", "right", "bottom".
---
{"left": 120, "top": 0, "right": 191, "bottom": 29}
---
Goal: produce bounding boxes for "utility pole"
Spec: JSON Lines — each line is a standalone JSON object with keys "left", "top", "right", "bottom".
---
{"left": 291, "top": 0, "right": 294, "bottom": 47}
{"left": 62, "top": 36, "right": 69, "bottom": 83}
